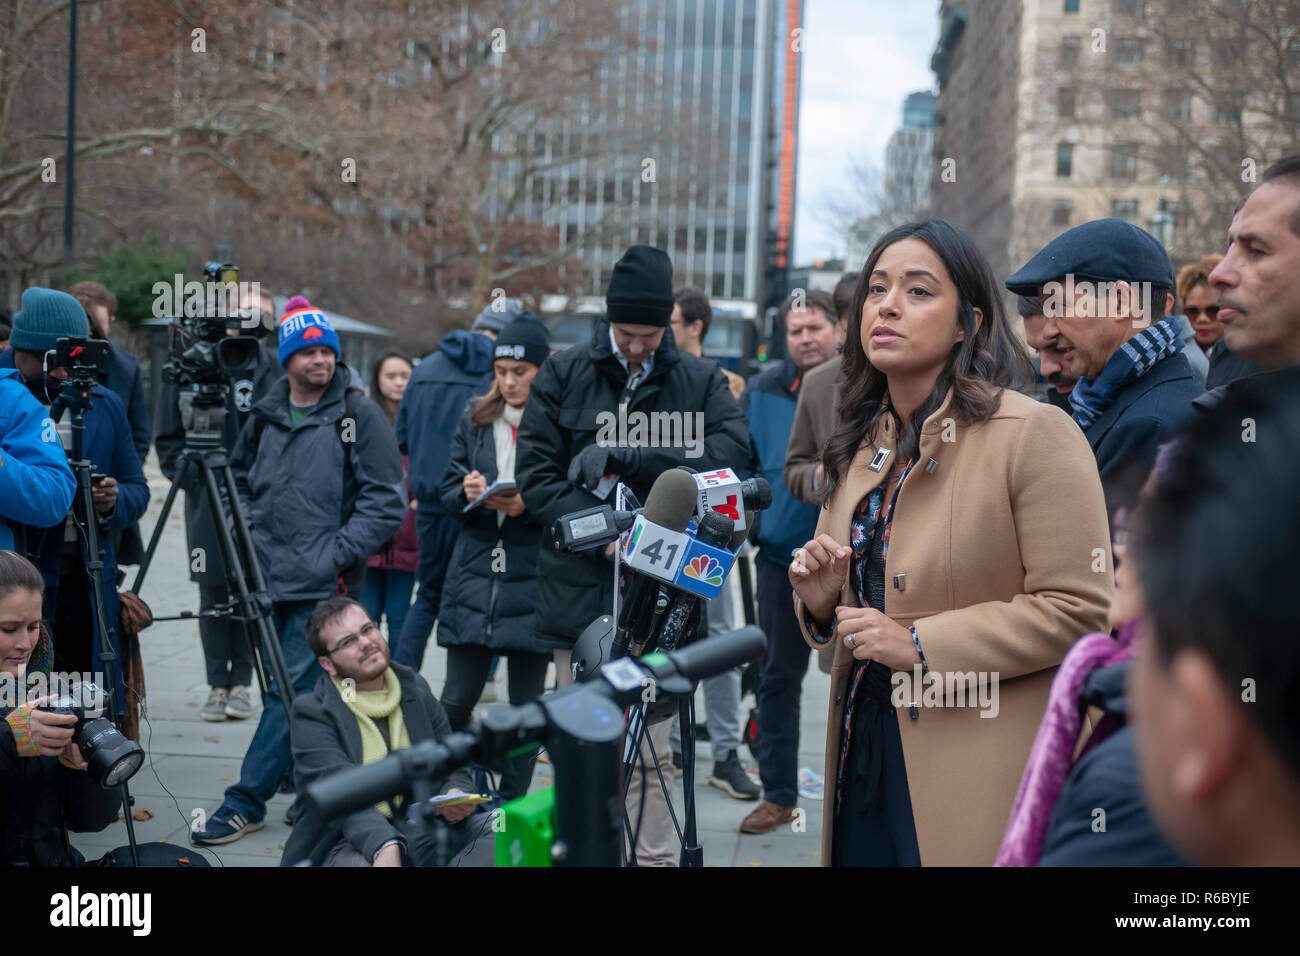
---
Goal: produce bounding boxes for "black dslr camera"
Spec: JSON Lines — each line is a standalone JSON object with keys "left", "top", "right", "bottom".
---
{"left": 37, "top": 681, "right": 145, "bottom": 788}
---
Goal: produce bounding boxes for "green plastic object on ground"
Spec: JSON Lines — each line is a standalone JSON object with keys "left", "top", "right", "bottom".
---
{"left": 495, "top": 786, "right": 556, "bottom": 867}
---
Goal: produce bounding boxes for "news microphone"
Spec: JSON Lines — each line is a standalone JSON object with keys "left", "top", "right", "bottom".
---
{"left": 687, "top": 468, "right": 772, "bottom": 530}
{"left": 611, "top": 469, "right": 700, "bottom": 659}
{"left": 656, "top": 509, "right": 735, "bottom": 652}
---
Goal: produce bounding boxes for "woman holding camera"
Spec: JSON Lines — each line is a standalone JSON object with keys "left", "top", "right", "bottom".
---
{"left": 1, "top": 550, "right": 118, "bottom": 866}
{"left": 436, "top": 316, "right": 552, "bottom": 801}
{"left": 789, "top": 221, "right": 1112, "bottom": 866}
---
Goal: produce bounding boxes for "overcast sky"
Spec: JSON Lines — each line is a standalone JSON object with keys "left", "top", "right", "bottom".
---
{"left": 792, "top": 0, "right": 940, "bottom": 265}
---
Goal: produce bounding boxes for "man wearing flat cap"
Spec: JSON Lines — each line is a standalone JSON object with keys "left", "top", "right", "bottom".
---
{"left": 1006, "top": 219, "right": 1202, "bottom": 517}
{"left": 516, "top": 244, "right": 749, "bottom": 865}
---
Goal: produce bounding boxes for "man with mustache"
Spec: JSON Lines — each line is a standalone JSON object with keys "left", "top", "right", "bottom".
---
{"left": 1016, "top": 294, "right": 1078, "bottom": 412}
{"left": 1006, "top": 220, "right": 1202, "bottom": 517}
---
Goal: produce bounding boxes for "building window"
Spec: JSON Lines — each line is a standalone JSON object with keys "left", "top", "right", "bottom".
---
{"left": 1116, "top": 38, "right": 1143, "bottom": 66}
{"left": 1111, "top": 199, "right": 1140, "bottom": 224}
{"left": 1168, "top": 0, "right": 1199, "bottom": 13}
{"left": 1290, "top": 38, "right": 1300, "bottom": 71}
{"left": 1167, "top": 201, "right": 1190, "bottom": 232}
{"left": 1058, "top": 86, "right": 1076, "bottom": 119}
{"left": 1057, "top": 142, "right": 1075, "bottom": 178}
{"left": 1060, "top": 36, "right": 1081, "bottom": 68}
{"left": 1166, "top": 38, "right": 1194, "bottom": 68}
{"left": 1115, "top": 0, "right": 1145, "bottom": 14}
{"left": 1215, "top": 92, "right": 1244, "bottom": 125}
{"left": 1109, "top": 88, "right": 1142, "bottom": 119}
{"left": 1064, "top": 0, "right": 1080, "bottom": 12}
{"left": 1052, "top": 199, "right": 1074, "bottom": 226}
{"left": 1163, "top": 88, "right": 1193, "bottom": 121}
{"left": 1162, "top": 144, "right": 1189, "bottom": 178}
{"left": 1109, "top": 144, "right": 1139, "bottom": 180}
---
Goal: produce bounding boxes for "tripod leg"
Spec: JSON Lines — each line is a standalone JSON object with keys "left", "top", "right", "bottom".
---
{"left": 130, "top": 455, "right": 188, "bottom": 594}
{"left": 679, "top": 694, "right": 703, "bottom": 867}
{"left": 197, "top": 460, "right": 295, "bottom": 723}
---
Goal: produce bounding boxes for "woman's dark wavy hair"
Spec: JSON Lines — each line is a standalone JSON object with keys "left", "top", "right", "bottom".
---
{"left": 820, "top": 219, "right": 1035, "bottom": 504}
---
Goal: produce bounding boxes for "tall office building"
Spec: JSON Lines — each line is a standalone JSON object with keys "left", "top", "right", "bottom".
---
{"left": 516, "top": 0, "right": 801, "bottom": 307}
{"left": 884, "top": 90, "right": 936, "bottom": 224}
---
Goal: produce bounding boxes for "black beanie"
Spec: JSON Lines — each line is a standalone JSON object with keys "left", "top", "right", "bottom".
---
{"left": 605, "top": 245, "right": 674, "bottom": 327}
{"left": 493, "top": 313, "right": 551, "bottom": 367}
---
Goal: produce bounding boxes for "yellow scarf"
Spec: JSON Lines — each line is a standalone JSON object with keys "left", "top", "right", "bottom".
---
{"left": 332, "top": 668, "right": 410, "bottom": 818}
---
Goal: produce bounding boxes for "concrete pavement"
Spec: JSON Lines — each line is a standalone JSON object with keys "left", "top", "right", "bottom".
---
{"left": 72, "top": 454, "right": 831, "bottom": 867}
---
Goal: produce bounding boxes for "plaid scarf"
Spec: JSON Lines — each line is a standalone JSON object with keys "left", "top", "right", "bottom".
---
{"left": 1069, "top": 317, "right": 1184, "bottom": 429}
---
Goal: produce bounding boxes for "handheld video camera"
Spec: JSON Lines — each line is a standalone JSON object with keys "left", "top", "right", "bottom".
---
{"left": 37, "top": 682, "right": 145, "bottom": 788}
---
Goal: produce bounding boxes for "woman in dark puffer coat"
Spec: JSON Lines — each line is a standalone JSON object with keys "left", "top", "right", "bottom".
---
{"left": 436, "top": 315, "right": 552, "bottom": 800}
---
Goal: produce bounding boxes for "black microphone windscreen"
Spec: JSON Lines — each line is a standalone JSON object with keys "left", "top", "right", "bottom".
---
{"left": 751, "top": 477, "right": 773, "bottom": 510}
{"left": 642, "top": 468, "right": 700, "bottom": 532}
{"left": 696, "top": 509, "right": 734, "bottom": 547}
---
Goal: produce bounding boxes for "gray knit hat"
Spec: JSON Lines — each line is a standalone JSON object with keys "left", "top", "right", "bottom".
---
{"left": 472, "top": 298, "right": 526, "bottom": 334}
{"left": 10, "top": 287, "right": 90, "bottom": 353}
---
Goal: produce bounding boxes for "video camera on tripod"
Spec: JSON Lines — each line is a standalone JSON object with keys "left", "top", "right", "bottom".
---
{"left": 165, "top": 261, "right": 275, "bottom": 394}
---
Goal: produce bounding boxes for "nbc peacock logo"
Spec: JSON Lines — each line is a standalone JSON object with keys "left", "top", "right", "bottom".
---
{"left": 682, "top": 555, "right": 723, "bottom": 586}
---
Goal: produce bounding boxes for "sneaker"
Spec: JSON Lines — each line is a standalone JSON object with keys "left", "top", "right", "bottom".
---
{"left": 797, "top": 766, "right": 824, "bottom": 801}
{"left": 709, "top": 752, "right": 761, "bottom": 801}
{"left": 225, "top": 685, "right": 252, "bottom": 720}
{"left": 283, "top": 803, "right": 299, "bottom": 827}
{"left": 191, "top": 811, "right": 264, "bottom": 846}
{"left": 200, "top": 687, "right": 228, "bottom": 722}
{"left": 671, "top": 751, "right": 684, "bottom": 779}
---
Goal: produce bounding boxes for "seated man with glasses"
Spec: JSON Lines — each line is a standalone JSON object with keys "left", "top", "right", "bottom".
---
{"left": 281, "top": 596, "right": 496, "bottom": 867}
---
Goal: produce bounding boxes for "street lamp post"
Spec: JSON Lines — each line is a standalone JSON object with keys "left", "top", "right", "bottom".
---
{"left": 1147, "top": 174, "right": 1174, "bottom": 250}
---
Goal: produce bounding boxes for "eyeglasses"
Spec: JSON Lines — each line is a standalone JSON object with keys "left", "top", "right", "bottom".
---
{"left": 1185, "top": 306, "right": 1220, "bottom": 320}
{"left": 325, "top": 621, "right": 381, "bottom": 656}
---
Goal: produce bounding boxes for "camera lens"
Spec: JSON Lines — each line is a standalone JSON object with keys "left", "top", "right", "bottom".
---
{"left": 78, "top": 716, "right": 145, "bottom": 788}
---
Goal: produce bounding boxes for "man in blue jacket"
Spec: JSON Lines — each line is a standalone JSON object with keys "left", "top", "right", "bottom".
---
{"left": 392, "top": 301, "right": 517, "bottom": 669}
{"left": 739, "top": 289, "right": 842, "bottom": 835}
{"left": 1, "top": 287, "right": 149, "bottom": 713}
{"left": 0, "top": 363, "right": 76, "bottom": 554}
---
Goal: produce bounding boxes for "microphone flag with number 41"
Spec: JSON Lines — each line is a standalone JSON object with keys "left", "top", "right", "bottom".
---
{"left": 622, "top": 513, "right": 736, "bottom": 600}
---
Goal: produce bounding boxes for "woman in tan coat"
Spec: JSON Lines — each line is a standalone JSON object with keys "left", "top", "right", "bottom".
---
{"left": 790, "top": 220, "right": 1112, "bottom": 866}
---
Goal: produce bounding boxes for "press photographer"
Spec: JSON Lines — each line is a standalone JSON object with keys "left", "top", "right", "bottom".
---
{"left": 0, "top": 288, "right": 149, "bottom": 717}
{"left": 1, "top": 550, "right": 120, "bottom": 867}
{"left": 153, "top": 284, "right": 283, "bottom": 722}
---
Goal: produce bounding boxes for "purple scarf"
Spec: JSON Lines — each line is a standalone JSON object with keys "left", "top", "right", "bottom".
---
{"left": 994, "top": 617, "right": 1140, "bottom": 866}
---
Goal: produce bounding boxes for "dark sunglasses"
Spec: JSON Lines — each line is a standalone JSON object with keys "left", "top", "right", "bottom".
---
{"left": 1185, "top": 306, "right": 1220, "bottom": 320}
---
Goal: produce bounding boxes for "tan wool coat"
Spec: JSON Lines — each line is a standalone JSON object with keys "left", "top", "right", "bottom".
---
{"left": 793, "top": 386, "right": 1113, "bottom": 866}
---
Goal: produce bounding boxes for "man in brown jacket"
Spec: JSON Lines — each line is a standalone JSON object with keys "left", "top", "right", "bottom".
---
{"left": 783, "top": 273, "right": 856, "bottom": 506}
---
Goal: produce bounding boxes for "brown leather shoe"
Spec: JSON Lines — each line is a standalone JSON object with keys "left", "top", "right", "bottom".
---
{"left": 739, "top": 800, "right": 797, "bottom": 834}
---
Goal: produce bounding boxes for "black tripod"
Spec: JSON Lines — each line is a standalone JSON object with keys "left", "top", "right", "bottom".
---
{"left": 50, "top": 378, "right": 141, "bottom": 866}
{"left": 132, "top": 386, "right": 295, "bottom": 723}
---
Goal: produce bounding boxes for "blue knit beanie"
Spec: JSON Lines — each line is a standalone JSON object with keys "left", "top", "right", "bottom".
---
{"left": 10, "top": 287, "right": 90, "bottom": 353}
{"left": 278, "top": 304, "right": 341, "bottom": 367}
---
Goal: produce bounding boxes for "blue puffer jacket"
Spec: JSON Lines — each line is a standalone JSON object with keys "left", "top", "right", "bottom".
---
{"left": 232, "top": 366, "right": 407, "bottom": 603}
{"left": 742, "top": 358, "right": 819, "bottom": 568}
{"left": 0, "top": 368, "right": 76, "bottom": 551}
{"left": 396, "top": 330, "right": 495, "bottom": 511}
{"left": 0, "top": 353, "right": 149, "bottom": 712}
